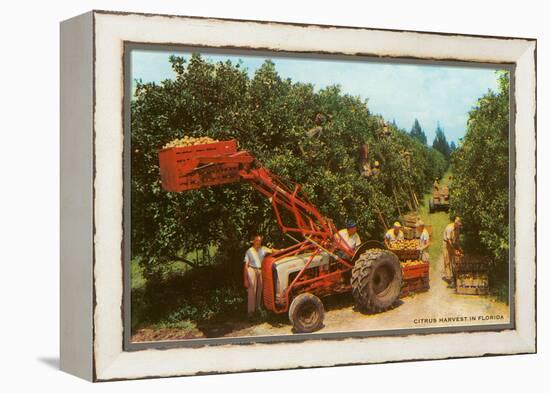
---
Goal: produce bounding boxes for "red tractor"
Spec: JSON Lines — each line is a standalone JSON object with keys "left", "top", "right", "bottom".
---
{"left": 159, "top": 139, "right": 403, "bottom": 333}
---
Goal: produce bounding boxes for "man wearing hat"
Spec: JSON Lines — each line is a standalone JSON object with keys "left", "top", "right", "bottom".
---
{"left": 243, "top": 234, "right": 277, "bottom": 317}
{"left": 384, "top": 221, "right": 404, "bottom": 248}
{"left": 417, "top": 220, "right": 430, "bottom": 262}
{"left": 442, "top": 217, "right": 462, "bottom": 288}
{"left": 335, "top": 220, "right": 362, "bottom": 256}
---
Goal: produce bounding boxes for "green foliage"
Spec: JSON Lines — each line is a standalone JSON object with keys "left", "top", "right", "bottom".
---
{"left": 410, "top": 118, "right": 427, "bottom": 145}
{"left": 130, "top": 54, "right": 447, "bottom": 324}
{"left": 432, "top": 123, "right": 451, "bottom": 160}
{"left": 132, "top": 263, "right": 247, "bottom": 329}
{"left": 449, "top": 141, "right": 457, "bottom": 153}
{"left": 450, "top": 71, "right": 510, "bottom": 293}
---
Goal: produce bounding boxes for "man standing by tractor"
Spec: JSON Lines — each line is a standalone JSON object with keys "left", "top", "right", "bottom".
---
{"left": 442, "top": 217, "right": 462, "bottom": 288}
{"left": 243, "top": 235, "right": 276, "bottom": 317}
{"left": 384, "top": 221, "right": 404, "bottom": 248}
{"left": 336, "top": 220, "right": 362, "bottom": 252}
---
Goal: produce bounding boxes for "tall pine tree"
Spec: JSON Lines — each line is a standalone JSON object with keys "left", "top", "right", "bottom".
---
{"left": 432, "top": 122, "right": 451, "bottom": 159}
{"left": 410, "top": 118, "right": 427, "bottom": 144}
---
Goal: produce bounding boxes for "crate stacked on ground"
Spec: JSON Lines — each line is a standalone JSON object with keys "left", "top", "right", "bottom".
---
{"left": 399, "top": 212, "right": 433, "bottom": 240}
{"left": 399, "top": 260, "right": 430, "bottom": 297}
{"left": 453, "top": 252, "right": 490, "bottom": 295}
{"left": 400, "top": 212, "right": 419, "bottom": 240}
{"left": 387, "top": 239, "right": 430, "bottom": 297}
{"left": 400, "top": 212, "right": 419, "bottom": 227}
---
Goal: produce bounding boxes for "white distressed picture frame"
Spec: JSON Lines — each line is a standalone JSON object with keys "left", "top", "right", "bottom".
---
{"left": 60, "top": 10, "right": 536, "bottom": 381}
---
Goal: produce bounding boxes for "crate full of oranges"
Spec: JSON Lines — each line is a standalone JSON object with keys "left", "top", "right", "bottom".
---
{"left": 388, "top": 239, "right": 422, "bottom": 261}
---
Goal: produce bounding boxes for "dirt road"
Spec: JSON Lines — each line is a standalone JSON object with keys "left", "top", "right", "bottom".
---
{"left": 221, "top": 254, "right": 509, "bottom": 338}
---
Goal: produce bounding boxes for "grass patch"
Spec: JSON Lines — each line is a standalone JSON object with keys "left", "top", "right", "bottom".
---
{"left": 147, "top": 319, "right": 198, "bottom": 331}
{"left": 417, "top": 171, "right": 453, "bottom": 264}
{"left": 131, "top": 258, "right": 146, "bottom": 290}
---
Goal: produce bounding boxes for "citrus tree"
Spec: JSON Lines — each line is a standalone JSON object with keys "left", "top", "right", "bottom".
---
{"left": 450, "top": 71, "right": 510, "bottom": 294}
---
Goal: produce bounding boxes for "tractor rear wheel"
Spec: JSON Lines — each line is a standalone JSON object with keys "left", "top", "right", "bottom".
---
{"left": 351, "top": 249, "right": 402, "bottom": 312}
{"left": 289, "top": 293, "right": 325, "bottom": 333}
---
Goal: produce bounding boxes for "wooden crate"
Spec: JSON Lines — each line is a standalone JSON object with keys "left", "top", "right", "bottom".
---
{"left": 402, "top": 261, "right": 429, "bottom": 280}
{"left": 456, "top": 272, "right": 489, "bottom": 295}
{"left": 158, "top": 140, "right": 239, "bottom": 192}
{"left": 453, "top": 254, "right": 490, "bottom": 274}
{"left": 400, "top": 276, "right": 429, "bottom": 298}
{"left": 400, "top": 212, "right": 420, "bottom": 228}
{"left": 400, "top": 261, "right": 429, "bottom": 297}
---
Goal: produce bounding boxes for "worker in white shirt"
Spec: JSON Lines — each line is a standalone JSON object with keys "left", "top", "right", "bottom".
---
{"left": 243, "top": 235, "right": 276, "bottom": 317}
{"left": 384, "top": 221, "right": 404, "bottom": 248}
{"left": 442, "top": 217, "right": 462, "bottom": 288}
{"left": 417, "top": 220, "right": 430, "bottom": 262}
{"left": 334, "top": 220, "right": 362, "bottom": 259}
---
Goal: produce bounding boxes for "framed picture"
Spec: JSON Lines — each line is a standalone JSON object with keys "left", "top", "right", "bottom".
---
{"left": 60, "top": 10, "right": 536, "bottom": 381}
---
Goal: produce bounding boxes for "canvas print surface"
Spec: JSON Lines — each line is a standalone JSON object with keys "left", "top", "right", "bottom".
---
{"left": 127, "top": 48, "right": 512, "bottom": 343}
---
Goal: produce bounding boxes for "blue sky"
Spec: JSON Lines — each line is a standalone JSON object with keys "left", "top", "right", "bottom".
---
{"left": 131, "top": 49, "right": 504, "bottom": 144}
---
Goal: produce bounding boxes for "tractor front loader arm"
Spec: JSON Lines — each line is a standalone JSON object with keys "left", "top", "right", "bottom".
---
{"left": 159, "top": 139, "right": 341, "bottom": 249}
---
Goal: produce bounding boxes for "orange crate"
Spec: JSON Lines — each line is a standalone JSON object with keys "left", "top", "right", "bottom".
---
{"left": 400, "top": 261, "right": 429, "bottom": 297}
{"left": 402, "top": 261, "right": 429, "bottom": 280}
{"left": 158, "top": 140, "right": 239, "bottom": 192}
{"left": 456, "top": 272, "right": 489, "bottom": 295}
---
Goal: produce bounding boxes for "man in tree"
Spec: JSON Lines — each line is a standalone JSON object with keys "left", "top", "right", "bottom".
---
{"left": 442, "top": 217, "right": 462, "bottom": 288}
{"left": 243, "top": 235, "right": 276, "bottom": 317}
{"left": 384, "top": 222, "right": 404, "bottom": 248}
{"left": 359, "top": 144, "right": 371, "bottom": 178}
{"left": 306, "top": 112, "right": 326, "bottom": 138}
{"left": 371, "top": 160, "right": 381, "bottom": 177}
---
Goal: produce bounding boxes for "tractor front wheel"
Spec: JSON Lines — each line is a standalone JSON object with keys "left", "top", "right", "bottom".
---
{"left": 289, "top": 293, "right": 325, "bottom": 333}
{"left": 351, "top": 249, "right": 402, "bottom": 312}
